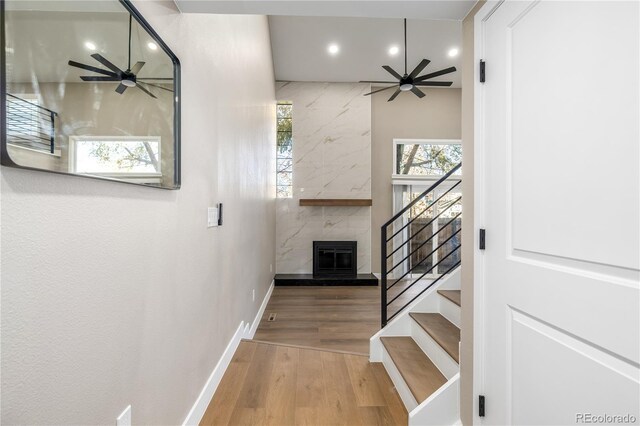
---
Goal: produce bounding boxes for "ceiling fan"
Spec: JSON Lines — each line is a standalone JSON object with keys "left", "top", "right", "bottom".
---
{"left": 68, "top": 15, "right": 172, "bottom": 99}
{"left": 361, "top": 18, "right": 457, "bottom": 102}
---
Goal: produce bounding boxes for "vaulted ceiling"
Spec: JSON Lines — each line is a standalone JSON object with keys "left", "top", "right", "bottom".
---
{"left": 268, "top": 16, "right": 463, "bottom": 86}
{"left": 175, "top": 0, "right": 474, "bottom": 86}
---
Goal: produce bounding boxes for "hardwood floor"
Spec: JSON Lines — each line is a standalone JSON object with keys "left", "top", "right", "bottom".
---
{"left": 253, "top": 281, "right": 435, "bottom": 355}
{"left": 200, "top": 340, "right": 408, "bottom": 426}
{"left": 253, "top": 286, "right": 380, "bottom": 354}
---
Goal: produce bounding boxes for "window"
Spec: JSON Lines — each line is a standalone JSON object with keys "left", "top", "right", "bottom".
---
{"left": 276, "top": 102, "right": 293, "bottom": 198}
{"left": 393, "top": 139, "right": 462, "bottom": 177}
{"left": 6, "top": 93, "right": 56, "bottom": 154}
{"left": 69, "top": 136, "right": 161, "bottom": 183}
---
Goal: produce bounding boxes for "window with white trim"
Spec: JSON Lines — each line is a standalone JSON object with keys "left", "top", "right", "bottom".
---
{"left": 69, "top": 136, "right": 161, "bottom": 182}
{"left": 393, "top": 139, "right": 462, "bottom": 178}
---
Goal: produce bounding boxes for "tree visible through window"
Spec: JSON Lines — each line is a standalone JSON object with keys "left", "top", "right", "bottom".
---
{"left": 276, "top": 102, "right": 293, "bottom": 198}
{"left": 395, "top": 142, "right": 462, "bottom": 176}
{"left": 71, "top": 137, "right": 161, "bottom": 175}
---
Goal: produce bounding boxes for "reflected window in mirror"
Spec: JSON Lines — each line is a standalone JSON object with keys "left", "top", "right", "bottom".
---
{"left": 1, "top": 0, "right": 180, "bottom": 189}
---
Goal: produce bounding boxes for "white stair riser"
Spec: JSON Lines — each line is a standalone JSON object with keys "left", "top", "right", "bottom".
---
{"left": 438, "top": 296, "right": 461, "bottom": 328}
{"left": 409, "top": 374, "right": 460, "bottom": 426}
{"left": 370, "top": 315, "right": 411, "bottom": 362}
{"left": 410, "top": 321, "right": 459, "bottom": 379}
{"left": 381, "top": 346, "right": 419, "bottom": 412}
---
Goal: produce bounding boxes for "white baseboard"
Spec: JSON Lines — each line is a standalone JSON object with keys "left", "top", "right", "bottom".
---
{"left": 245, "top": 280, "right": 274, "bottom": 339}
{"left": 182, "top": 279, "right": 274, "bottom": 425}
{"left": 182, "top": 321, "right": 245, "bottom": 425}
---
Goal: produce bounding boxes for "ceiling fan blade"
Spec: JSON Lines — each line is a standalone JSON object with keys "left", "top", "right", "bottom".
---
{"left": 68, "top": 60, "right": 117, "bottom": 77}
{"left": 80, "top": 76, "right": 120, "bottom": 82}
{"left": 409, "top": 59, "right": 431, "bottom": 79}
{"left": 137, "top": 78, "right": 173, "bottom": 81}
{"left": 130, "top": 61, "right": 145, "bottom": 75}
{"left": 411, "top": 86, "right": 426, "bottom": 98}
{"left": 388, "top": 88, "right": 401, "bottom": 102}
{"left": 136, "top": 83, "right": 158, "bottom": 99}
{"left": 414, "top": 81, "right": 454, "bottom": 87}
{"left": 382, "top": 65, "right": 403, "bottom": 80}
{"left": 91, "top": 53, "right": 123, "bottom": 74}
{"left": 115, "top": 83, "right": 128, "bottom": 94}
{"left": 416, "top": 66, "right": 457, "bottom": 81}
{"left": 360, "top": 81, "right": 398, "bottom": 84}
{"left": 141, "top": 82, "right": 174, "bottom": 93}
{"left": 363, "top": 85, "right": 396, "bottom": 96}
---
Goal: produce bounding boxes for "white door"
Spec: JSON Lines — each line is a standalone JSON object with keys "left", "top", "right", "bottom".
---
{"left": 477, "top": 1, "right": 640, "bottom": 424}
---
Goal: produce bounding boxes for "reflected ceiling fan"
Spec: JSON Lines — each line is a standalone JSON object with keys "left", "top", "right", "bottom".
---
{"left": 68, "top": 15, "right": 172, "bottom": 99}
{"left": 361, "top": 18, "right": 456, "bottom": 102}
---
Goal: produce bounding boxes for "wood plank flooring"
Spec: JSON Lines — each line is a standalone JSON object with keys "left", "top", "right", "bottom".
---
{"left": 379, "top": 337, "right": 446, "bottom": 404}
{"left": 253, "top": 286, "right": 381, "bottom": 354}
{"left": 409, "top": 313, "right": 460, "bottom": 363}
{"left": 201, "top": 340, "right": 408, "bottom": 426}
{"left": 437, "top": 290, "right": 461, "bottom": 307}
{"left": 253, "top": 282, "right": 435, "bottom": 354}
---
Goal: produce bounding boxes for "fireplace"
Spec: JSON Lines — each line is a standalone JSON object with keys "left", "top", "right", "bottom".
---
{"left": 313, "top": 241, "right": 357, "bottom": 278}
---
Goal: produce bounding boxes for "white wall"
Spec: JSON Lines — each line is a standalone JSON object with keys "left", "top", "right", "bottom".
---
{"left": 0, "top": 2, "right": 276, "bottom": 424}
{"left": 275, "top": 82, "right": 372, "bottom": 274}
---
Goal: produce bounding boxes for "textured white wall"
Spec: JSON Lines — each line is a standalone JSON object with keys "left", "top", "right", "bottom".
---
{"left": 275, "top": 82, "right": 372, "bottom": 274}
{"left": 0, "top": 2, "right": 276, "bottom": 424}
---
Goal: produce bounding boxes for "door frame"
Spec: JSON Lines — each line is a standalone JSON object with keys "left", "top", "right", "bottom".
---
{"left": 472, "top": 1, "right": 504, "bottom": 424}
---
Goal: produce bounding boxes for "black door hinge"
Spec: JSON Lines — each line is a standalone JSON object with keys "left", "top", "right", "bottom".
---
{"left": 480, "top": 60, "right": 486, "bottom": 83}
{"left": 479, "top": 395, "right": 485, "bottom": 417}
{"left": 479, "top": 229, "right": 486, "bottom": 250}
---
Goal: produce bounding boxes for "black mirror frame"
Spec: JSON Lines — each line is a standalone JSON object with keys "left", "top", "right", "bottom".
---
{"left": 0, "top": 0, "right": 181, "bottom": 189}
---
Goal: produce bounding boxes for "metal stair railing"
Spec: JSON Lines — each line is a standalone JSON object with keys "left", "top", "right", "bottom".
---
{"left": 381, "top": 162, "right": 462, "bottom": 326}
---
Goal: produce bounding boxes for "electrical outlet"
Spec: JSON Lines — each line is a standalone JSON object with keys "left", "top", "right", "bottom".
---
{"left": 270, "top": 264, "right": 273, "bottom": 273}
{"left": 117, "top": 405, "right": 131, "bottom": 426}
{"left": 252, "top": 289, "right": 255, "bottom": 302}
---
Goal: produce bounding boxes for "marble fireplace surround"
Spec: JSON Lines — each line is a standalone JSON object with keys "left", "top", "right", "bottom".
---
{"left": 276, "top": 82, "right": 372, "bottom": 274}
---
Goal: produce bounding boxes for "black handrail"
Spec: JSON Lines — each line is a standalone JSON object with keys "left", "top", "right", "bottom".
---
{"left": 387, "top": 211, "right": 462, "bottom": 275}
{"left": 6, "top": 93, "right": 58, "bottom": 153}
{"left": 387, "top": 194, "right": 462, "bottom": 257}
{"left": 387, "top": 228, "right": 461, "bottom": 291}
{"left": 380, "top": 161, "right": 462, "bottom": 327}
{"left": 387, "top": 180, "right": 462, "bottom": 243}
{"left": 383, "top": 162, "right": 461, "bottom": 228}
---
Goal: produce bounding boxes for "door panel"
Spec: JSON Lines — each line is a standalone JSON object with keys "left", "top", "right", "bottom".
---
{"left": 479, "top": 1, "right": 640, "bottom": 424}
{"left": 508, "top": 1, "right": 639, "bottom": 270}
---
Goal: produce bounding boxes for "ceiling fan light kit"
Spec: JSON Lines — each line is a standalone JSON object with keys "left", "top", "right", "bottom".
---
{"left": 361, "top": 18, "right": 457, "bottom": 102}
{"left": 68, "top": 14, "right": 172, "bottom": 99}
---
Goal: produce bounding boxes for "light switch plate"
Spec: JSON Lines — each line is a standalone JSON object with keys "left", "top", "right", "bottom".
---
{"left": 117, "top": 405, "right": 131, "bottom": 426}
{"left": 207, "top": 207, "right": 219, "bottom": 228}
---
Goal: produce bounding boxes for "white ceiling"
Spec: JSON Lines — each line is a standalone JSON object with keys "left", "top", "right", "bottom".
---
{"left": 175, "top": 1, "right": 476, "bottom": 21}
{"left": 269, "top": 16, "right": 462, "bottom": 86}
{"left": 5, "top": 9, "right": 174, "bottom": 84}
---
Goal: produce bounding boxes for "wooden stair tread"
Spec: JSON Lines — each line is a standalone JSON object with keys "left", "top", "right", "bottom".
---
{"left": 438, "top": 290, "right": 461, "bottom": 306}
{"left": 409, "top": 313, "right": 460, "bottom": 363}
{"left": 380, "top": 336, "right": 446, "bottom": 403}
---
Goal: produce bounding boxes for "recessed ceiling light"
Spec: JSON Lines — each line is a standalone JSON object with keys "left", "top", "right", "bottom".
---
{"left": 388, "top": 45, "right": 400, "bottom": 56}
{"left": 448, "top": 47, "right": 459, "bottom": 57}
{"left": 147, "top": 42, "right": 158, "bottom": 51}
{"left": 327, "top": 43, "right": 340, "bottom": 55}
{"left": 84, "top": 41, "right": 96, "bottom": 51}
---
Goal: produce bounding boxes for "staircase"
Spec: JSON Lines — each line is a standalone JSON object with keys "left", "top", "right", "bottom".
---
{"left": 372, "top": 163, "right": 462, "bottom": 425}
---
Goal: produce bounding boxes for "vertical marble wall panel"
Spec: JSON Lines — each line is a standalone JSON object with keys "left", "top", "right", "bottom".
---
{"left": 275, "top": 82, "right": 372, "bottom": 273}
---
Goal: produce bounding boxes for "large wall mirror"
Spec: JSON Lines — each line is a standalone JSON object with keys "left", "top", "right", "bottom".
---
{"left": 0, "top": 0, "right": 181, "bottom": 189}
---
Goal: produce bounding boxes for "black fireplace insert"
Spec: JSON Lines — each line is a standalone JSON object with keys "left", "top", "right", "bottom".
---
{"left": 313, "top": 241, "right": 357, "bottom": 278}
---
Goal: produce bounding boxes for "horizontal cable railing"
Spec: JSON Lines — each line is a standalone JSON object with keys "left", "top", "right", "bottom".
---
{"left": 381, "top": 162, "right": 462, "bottom": 326}
{"left": 6, "top": 94, "right": 58, "bottom": 154}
